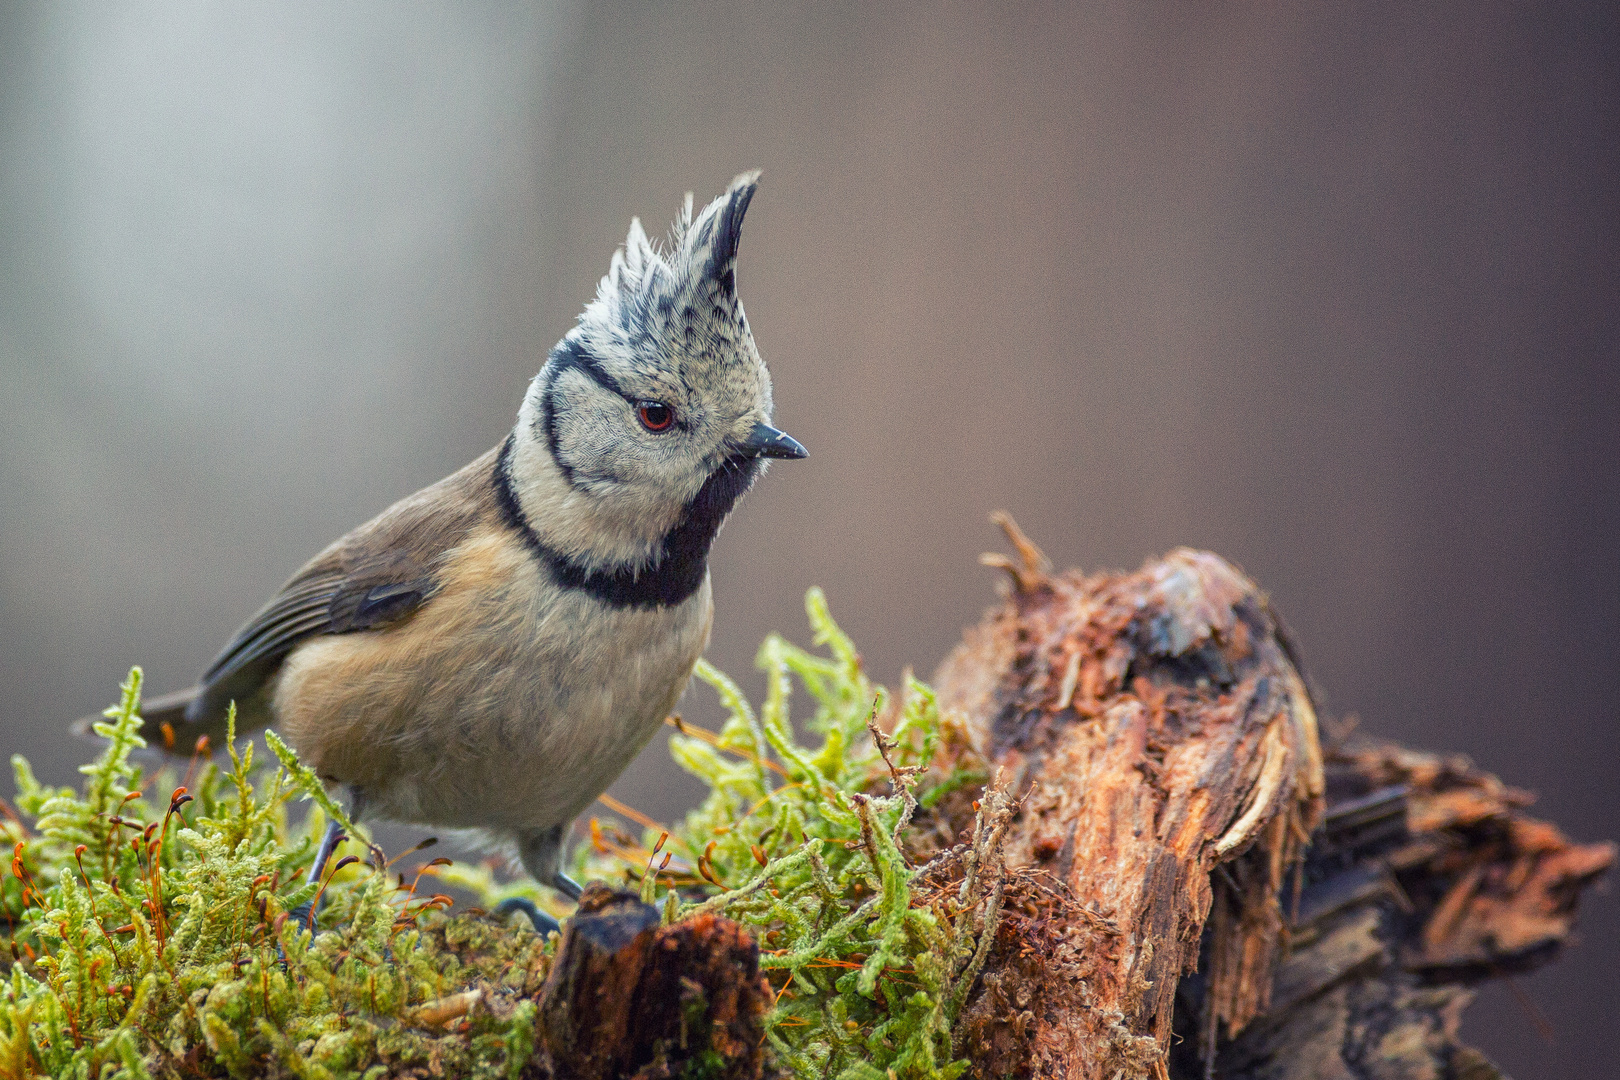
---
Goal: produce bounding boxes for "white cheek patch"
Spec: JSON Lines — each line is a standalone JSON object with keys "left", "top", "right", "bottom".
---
{"left": 555, "top": 367, "right": 724, "bottom": 489}
{"left": 499, "top": 172, "right": 790, "bottom": 579}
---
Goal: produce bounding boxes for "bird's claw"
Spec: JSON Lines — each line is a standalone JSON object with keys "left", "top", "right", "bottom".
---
{"left": 496, "top": 897, "right": 562, "bottom": 936}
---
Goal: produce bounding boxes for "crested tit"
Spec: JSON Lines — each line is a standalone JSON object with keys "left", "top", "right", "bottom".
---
{"left": 88, "top": 172, "right": 804, "bottom": 930}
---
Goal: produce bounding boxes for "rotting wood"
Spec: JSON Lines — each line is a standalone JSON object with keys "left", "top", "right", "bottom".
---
{"left": 1171, "top": 742, "right": 1614, "bottom": 1079}
{"left": 932, "top": 520, "right": 1612, "bottom": 1080}
{"left": 529, "top": 885, "right": 773, "bottom": 1079}
{"left": 937, "top": 525, "right": 1324, "bottom": 1079}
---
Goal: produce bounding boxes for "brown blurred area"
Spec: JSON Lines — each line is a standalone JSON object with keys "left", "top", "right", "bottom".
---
{"left": 1, "top": 2, "right": 1615, "bottom": 1072}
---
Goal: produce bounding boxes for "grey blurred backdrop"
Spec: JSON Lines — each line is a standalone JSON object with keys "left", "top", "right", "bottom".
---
{"left": 2, "top": 1, "right": 1615, "bottom": 1073}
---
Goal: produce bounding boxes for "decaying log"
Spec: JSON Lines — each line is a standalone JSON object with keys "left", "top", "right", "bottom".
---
{"left": 529, "top": 886, "right": 773, "bottom": 1079}
{"left": 1171, "top": 741, "right": 1614, "bottom": 1080}
{"left": 486, "top": 527, "right": 1605, "bottom": 1080}
{"left": 934, "top": 522, "right": 1612, "bottom": 1080}
{"left": 937, "top": 528, "right": 1325, "bottom": 1078}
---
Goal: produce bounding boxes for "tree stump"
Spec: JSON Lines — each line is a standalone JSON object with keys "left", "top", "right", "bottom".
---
{"left": 516, "top": 527, "right": 1609, "bottom": 1080}
{"left": 531, "top": 886, "right": 773, "bottom": 1079}
{"left": 934, "top": 522, "right": 1612, "bottom": 1079}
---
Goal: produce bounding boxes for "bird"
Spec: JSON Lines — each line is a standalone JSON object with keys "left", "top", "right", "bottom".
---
{"left": 81, "top": 171, "right": 805, "bottom": 933}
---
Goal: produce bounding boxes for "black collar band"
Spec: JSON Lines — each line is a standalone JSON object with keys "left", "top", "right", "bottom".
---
{"left": 492, "top": 433, "right": 759, "bottom": 609}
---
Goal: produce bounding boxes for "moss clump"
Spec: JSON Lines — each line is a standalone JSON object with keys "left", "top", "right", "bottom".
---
{"left": 570, "top": 589, "right": 999, "bottom": 1080}
{"left": 0, "top": 592, "right": 1000, "bottom": 1078}
{"left": 0, "top": 672, "right": 547, "bottom": 1079}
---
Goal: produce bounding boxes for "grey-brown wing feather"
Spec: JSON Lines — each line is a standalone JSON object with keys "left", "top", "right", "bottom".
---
{"left": 72, "top": 559, "right": 436, "bottom": 754}
{"left": 165, "top": 447, "right": 501, "bottom": 750}
{"left": 188, "top": 561, "right": 437, "bottom": 731}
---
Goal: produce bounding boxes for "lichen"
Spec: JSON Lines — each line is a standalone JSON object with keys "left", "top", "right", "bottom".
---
{"left": 0, "top": 592, "right": 1001, "bottom": 1078}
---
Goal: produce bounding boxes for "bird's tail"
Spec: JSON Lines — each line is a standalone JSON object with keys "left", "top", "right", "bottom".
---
{"left": 71, "top": 684, "right": 213, "bottom": 758}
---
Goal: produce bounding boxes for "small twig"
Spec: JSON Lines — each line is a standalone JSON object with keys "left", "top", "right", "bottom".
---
{"left": 849, "top": 794, "right": 888, "bottom": 882}
{"left": 946, "top": 776, "right": 1019, "bottom": 1045}
{"left": 1505, "top": 975, "right": 1557, "bottom": 1044}
{"left": 865, "top": 697, "right": 922, "bottom": 851}
{"left": 409, "top": 988, "right": 482, "bottom": 1029}
{"left": 986, "top": 509, "right": 1053, "bottom": 589}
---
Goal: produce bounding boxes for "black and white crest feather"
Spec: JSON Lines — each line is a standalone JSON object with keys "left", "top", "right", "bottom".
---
{"left": 578, "top": 170, "right": 762, "bottom": 367}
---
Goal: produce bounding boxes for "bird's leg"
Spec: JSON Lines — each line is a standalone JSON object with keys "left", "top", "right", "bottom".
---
{"left": 496, "top": 821, "right": 583, "bottom": 935}
{"left": 290, "top": 787, "right": 366, "bottom": 934}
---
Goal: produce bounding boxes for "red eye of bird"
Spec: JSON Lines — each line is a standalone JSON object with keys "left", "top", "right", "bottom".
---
{"left": 636, "top": 401, "right": 675, "bottom": 432}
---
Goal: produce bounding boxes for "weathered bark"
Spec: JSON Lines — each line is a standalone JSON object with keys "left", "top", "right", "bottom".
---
{"left": 938, "top": 529, "right": 1325, "bottom": 1079}
{"left": 934, "top": 523, "right": 1613, "bottom": 1080}
{"left": 529, "top": 886, "right": 773, "bottom": 1079}
{"left": 1168, "top": 739, "right": 1614, "bottom": 1080}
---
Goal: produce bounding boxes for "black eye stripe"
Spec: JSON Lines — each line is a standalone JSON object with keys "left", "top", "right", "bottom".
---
{"left": 548, "top": 337, "right": 627, "bottom": 398}
{"left": 539, "top": 367, "right": 575, "bottom": 487}
{"left": 549, "top": 338, "right": 685, "bottom": 417}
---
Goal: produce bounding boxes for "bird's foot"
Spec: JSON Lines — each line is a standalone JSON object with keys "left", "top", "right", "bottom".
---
{"left": 495, "top": 897, "right": 562, "bottom": 936}
{"left": 287, "top": 899, "right": 320, "bottom": 936}
{"left": 554, "top": 872, "right": 584, "bottom": 901}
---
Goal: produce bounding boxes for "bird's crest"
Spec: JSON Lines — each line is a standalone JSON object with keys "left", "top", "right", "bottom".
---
{"left": 588, "top": 171, "right": 761, "bottom": 337}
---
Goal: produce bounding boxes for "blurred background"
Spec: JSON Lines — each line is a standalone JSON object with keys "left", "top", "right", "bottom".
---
{"left": 1, "top": 1, "right": 1615, "bottom": 1072}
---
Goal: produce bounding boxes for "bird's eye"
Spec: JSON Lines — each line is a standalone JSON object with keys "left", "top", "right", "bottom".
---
{"left": 636, "top": 401, "right": 675, "bottom": 432}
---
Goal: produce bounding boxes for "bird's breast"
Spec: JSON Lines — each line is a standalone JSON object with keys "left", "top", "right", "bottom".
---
{"left": 272, "top": 525, "right": 714, "bottom": 831}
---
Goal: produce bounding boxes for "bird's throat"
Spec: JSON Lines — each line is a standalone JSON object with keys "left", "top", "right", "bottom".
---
{"left": 492, "top": 434, "right": 758, "bottom": 609}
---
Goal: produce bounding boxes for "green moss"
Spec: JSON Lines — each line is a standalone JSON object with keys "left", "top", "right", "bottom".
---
{"left": 569, "top": 589, "right": 994, "bottom": 1080}
{"left": 0, "top": 672, "right": 547, "bottom": 1079}
{"left": 0, "top": 592, "right": 995, "bottom": 1079}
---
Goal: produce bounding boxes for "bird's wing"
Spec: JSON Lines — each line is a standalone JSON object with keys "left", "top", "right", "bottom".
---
{"left": 196, "top": 551, "right": 437, "bottom": 703}
{"left": 183, "top": 447, "right": 499, "bottom": 740}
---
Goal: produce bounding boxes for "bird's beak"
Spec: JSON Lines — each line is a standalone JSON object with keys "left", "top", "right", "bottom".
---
{"left": 740, "top": 421, "right": 808, "bottom": 460}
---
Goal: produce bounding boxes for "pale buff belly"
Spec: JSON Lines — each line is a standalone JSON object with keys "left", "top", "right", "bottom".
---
{"left": 271, "top": 530, "right": 713, "bottom": 832}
